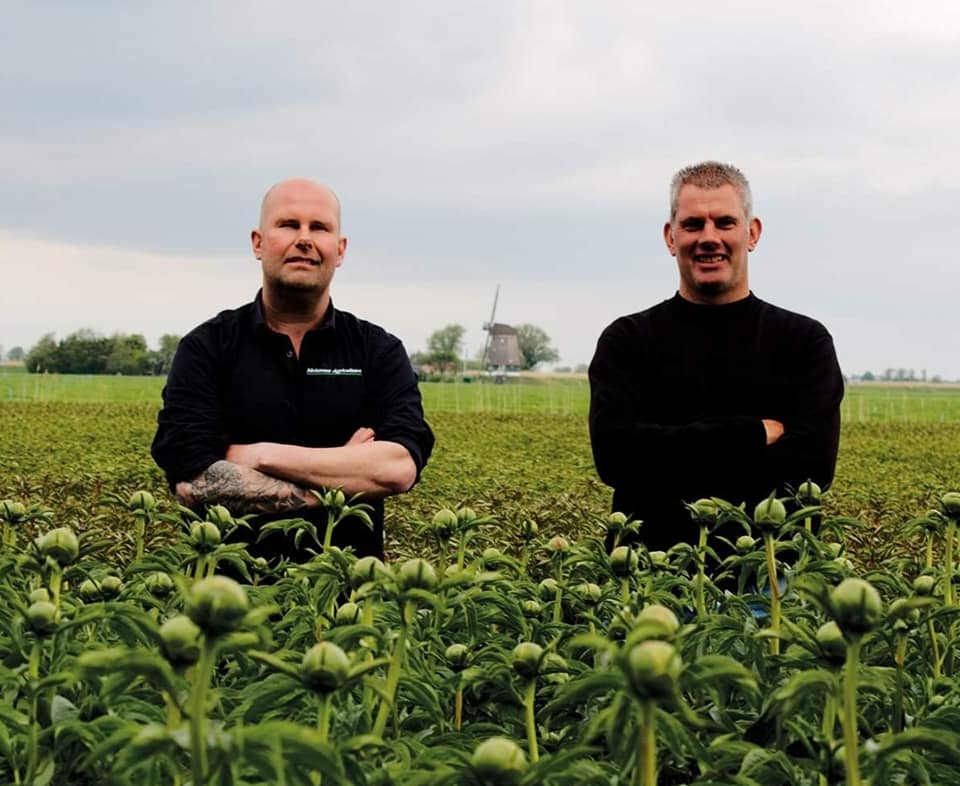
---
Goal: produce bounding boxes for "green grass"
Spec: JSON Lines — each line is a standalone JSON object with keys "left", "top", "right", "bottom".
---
{"left": 5, "top": 369, "right": 960, "bottom": 422}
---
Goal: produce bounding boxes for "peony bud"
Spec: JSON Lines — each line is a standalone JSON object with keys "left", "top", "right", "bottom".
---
{"left": 300, "top": 641, "right": 350, "bottom": 693}
{"left": 831, "top": 578, "right": 882, "bottom": 638}
{"left": 185, "top": 576, "right": 250, "bottom": 634}
{"left": 36, "top": 527, "right": 80, "bottom": 566}
{"left": 470, "top": 737, "right": 528, "bottom": 785}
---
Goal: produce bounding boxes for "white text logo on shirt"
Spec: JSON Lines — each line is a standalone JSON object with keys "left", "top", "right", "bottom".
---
{"left": 306, "top": 368, "right": 363, "bottom": 376}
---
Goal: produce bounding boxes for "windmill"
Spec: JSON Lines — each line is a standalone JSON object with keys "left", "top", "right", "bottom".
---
{"left": 480, "top": 284, "right": 522, "bottom": 378}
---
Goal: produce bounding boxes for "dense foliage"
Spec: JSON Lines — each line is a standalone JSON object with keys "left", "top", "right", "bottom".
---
{"left": 1, "top": 390, "right": 959, "bottom": 784}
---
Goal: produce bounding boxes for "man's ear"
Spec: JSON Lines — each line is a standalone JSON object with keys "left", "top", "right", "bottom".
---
{"left": 747, "top": 217, "right": 762, "bottom": 252}
{"left": 251, "top": 229, "right": 262, "bottom": 259}
{"left": 663, "top": 221, "right": 677, "bottom": 256}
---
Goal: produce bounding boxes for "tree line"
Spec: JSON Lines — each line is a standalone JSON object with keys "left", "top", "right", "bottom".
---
{"left": 10, "top": 322, "right": 561, "bottom": 377}
{"left": 20, "top": 330, "right": 181, "bottom": 376}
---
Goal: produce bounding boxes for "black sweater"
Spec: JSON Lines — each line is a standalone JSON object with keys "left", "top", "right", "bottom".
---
{"left": 588, "top": 292, "right": 843, "bottom": 551}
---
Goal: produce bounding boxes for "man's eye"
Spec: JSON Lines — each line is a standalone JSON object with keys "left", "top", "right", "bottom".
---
{"left": 309, "top": 222, "right": 327, "bottom": 232}
{"left": 681, "top": 221, "right": 702, "bottom": 231}
{"left": 279, "top": 220, "right": 299, "bottom": 228}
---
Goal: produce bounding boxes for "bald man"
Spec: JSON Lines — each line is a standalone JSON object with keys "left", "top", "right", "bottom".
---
{"left": 152, "top": 179, "right": 434, "bottom": 563}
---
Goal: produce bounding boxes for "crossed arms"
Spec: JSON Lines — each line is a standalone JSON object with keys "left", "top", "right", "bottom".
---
{"left": 174, "top": 427, "right": 417, "bottom": 515}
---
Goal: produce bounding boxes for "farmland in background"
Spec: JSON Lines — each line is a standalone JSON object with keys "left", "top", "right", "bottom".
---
{"left": 0, "top": 373, "right": 958, "bottom": 568}
{"left": 3, "top": 366, "right": 960, "bottom": 421}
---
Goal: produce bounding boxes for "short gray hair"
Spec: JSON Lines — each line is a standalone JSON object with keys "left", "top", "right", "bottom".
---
{"left": 669, "top": 161, "right": 753, "bottom": 223}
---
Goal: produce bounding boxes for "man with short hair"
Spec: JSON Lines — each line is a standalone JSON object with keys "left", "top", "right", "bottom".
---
{"left": 152, "top": 178, "right": 434, "bottom": 561}
{"left": 589, "top": 161, "right": 843, "bottom": 551}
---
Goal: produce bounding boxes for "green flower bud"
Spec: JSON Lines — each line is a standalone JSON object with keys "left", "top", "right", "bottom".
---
{"left": 520, "top": 519, "right": 539, "bottom": 539}
{"left": 607, "top": 511, "right": 629, "bottom": 531}
{"left": 941, "top": 492, "right": 960, "bottom": 519}
{"left": 127, "top": 490, "right": 157, "bottom": 512}
{"left": 300, "top": 641, "right": 351, "bottom": 693}
{"left": 335, "top": 601, "right": 361, "bottom": 626}
{"left": 445, "top": 642, "right": 470, "bottom": 671}
{"left": 512, "top": 641, "right": 544, "bottom": 679}
{"left": 547, "top": 535, "right": 569, "bottom": 553}
{"left": 456, "top": 507, "right": 477, "bottom": 525}
{"left": 36, "top": 527, "right": 80, "bottom": 566}
{"left": 0, "top": 500, "right": 27, "bottom": 522}
{"left": 688, "top": 498, "right": 719, "bottom": 525}
{"left": 431, "top": 508, "right": 459, "bottom": 539}
{"left": 753, "top": 497, "right": 787, "bottom": 532}
{"left": 206, "top": 505, "right": 234, "bottom": 528}
{"left": 482, "top": 547, "right": 503, "bottom": 565}
{"left": 830, "top": 578, "right": 883, "bottom": 638}
{"left": 145, "top": 571, "right": 175, "bottom": 598}
{"left": 395, "top": 558, "right": 438, "bottom": 592}
{"left": 735, "top": 535, "right": 756, "bottom": 554}
{"left": 796, "top": 481, "right": 822, "bottom": 505}
{"left": 190, "top": 520, "right": 222, "bottom": 552}
{"left": 623, "top": 639, "right": 682, "bottom": 701}
{"left": 349, "top": 556, "right": 389, "bottom": 589}
{"left": 574, "top": 582, "right": 602, "bottom": 604}
{"left": 521, "top": 599, "right": 542, "bottom": 618}
{"left": 635, "top": 604, "right": 681, "bottom": 639}
{"left": 541, "top": 651, "right": 569, "bottom": 685}
{"left": 888, "top": 597, "right": 920, "bottom": 631}
{"left": 160, "top": 615, "right": 202, "bottom": 666}
{"left": 538, "top": 577, "right": 560, "bottom": 601}
{"left": 826, "top": 542, "right": 843, "bottom": 559}
{"left": 913, "top": 574, "right": 936, "bottom": 597}
{"left": 26, "top": 600, "right": 59, "bottom": 635}
{"left": 323, "top": 488, "right": 347, "bottom": 510}
{"left": 470, "top": 737, "right": 528, "bottom": 785}
{"left": 100, "top": 575, "right": 123, "bottom": 598}
{"left": 29, "top": 587, "right": 50, "bottom": 603}
{"left": 185, "top": 576, "right": 250, "bottom": 634}
{"left": 648, "top": 550, "right": 669, "bottom": 570}
{"left": 816, "top": 621, "right": 846, "bottom": 667}
{"left": 610, "top": 545, "right": 639, "bottom": 577}
{"left": 79, "top": 579, "right": 102, "bottom": 602}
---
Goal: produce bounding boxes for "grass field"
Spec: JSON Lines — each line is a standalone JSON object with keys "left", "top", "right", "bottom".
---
{"left": 1, "top": 372, "right": 959, "bottom": 570}
{"left": 3, "top": 365, "right": 960, "bottom": 422}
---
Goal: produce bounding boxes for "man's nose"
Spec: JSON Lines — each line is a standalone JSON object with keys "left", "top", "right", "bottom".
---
{"left": 697, "top": 221, "right": 721, "bottom": 246}
{"left": 296, "top": 231, "right": 313, "bottom": 248}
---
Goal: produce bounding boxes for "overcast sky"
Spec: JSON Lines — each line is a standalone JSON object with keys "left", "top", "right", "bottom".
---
{"left": 2, "top": 1, "right": 959, "bottom": 378}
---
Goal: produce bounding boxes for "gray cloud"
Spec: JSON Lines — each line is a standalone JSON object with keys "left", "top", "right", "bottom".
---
{"left": 3, "top": 1, "right": 960, "bottom": 377}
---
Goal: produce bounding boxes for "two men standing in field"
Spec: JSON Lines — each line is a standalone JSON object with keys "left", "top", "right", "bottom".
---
{"left": 589, "top": 161, "right": 843, "bottom": 551}
{"left": 152, "top": 162, "right": 842, "bottom": 563}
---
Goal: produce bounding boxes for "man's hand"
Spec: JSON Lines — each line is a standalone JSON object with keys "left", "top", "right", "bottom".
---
{"left": 762, "top": 419, "right": 785, "bottom": 445}
{"left": 345, "top": 427, "right": 376, "bottom": 445}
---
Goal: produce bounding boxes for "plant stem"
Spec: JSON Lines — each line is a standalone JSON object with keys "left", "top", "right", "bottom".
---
{"left": 763, "top": 532, "right": 780, "bottom": 655}
{"left": 454, "top": 687, "right": 463, "bottom": 730}
{"left": 633, "top": 700, "right": 656, "bottom": 786}
{"left": 695, "top": 525, "right": 707, "bottom": 618}
{"left": 189, "top": 637, "right": 217, "bottom": 786}
{"left": 24, "top": 639, "right": 42, "bottom": 786}
{"left": 893, "top": 634, "right": 907, "bottom": 732}
{"left": 372, "top": 601, "right": 411, "bottom": 738}
{"left": 927, "top": 618, "right": 942, "bottom": 679}
{"left": 522, "top": 680, "right": 539, "bottom": 763}
{"left": 819, "top": 688, "right": 837, "bottom": 786}
{"left": 945, "top": 520, "right": 956, "bottom": 606}
{"left": 841, "top": 637, "right": 863, "bottom": 786}
{"left": 322, "top": 508, "right": 336, "bottom": 551}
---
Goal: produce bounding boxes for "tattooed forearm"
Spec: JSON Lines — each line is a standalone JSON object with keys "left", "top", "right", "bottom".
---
{"left": 175, "top": 460, "right": 316, "bottom": 514}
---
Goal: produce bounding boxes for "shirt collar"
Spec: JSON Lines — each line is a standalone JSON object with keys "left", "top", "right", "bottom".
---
{"left": 252, "top": 289, "right": 338, "bottom": 336}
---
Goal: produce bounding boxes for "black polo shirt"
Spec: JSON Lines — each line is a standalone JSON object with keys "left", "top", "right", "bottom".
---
{"left": 151, "top": 291, "right": 434, "bottom": 560}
